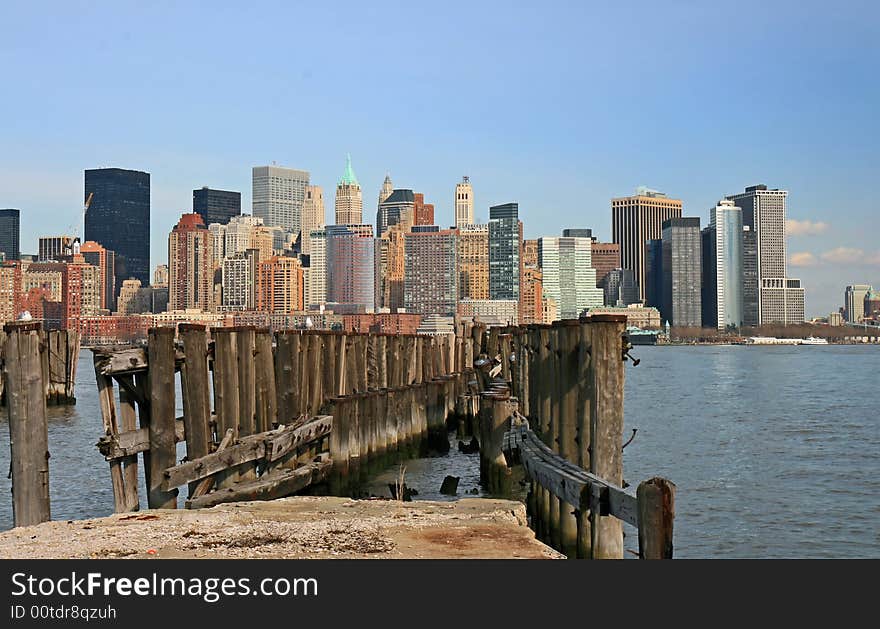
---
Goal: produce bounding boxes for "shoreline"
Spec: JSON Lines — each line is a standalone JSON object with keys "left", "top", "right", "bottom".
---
{"left": 0, "top": 496, "right": 563, "bottom": 560}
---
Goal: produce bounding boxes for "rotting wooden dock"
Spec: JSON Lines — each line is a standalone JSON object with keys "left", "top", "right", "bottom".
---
{"left": 3, "top": 317, "right": 676, "bottom": 559}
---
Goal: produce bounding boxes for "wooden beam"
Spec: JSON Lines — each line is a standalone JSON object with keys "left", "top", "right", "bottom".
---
{"left": 506, "top": 427, "right": 639, "bottom": 528}
{"left": 188, "top": 428, "right": 235, "bottom": 499}
{"left": 161, "top": 418, "right": 332, "bottom": 490}
{"left": 147, "top": 328, "right": 179, "bottom": 509}
{"left": 93, "top": 346, "right": 185, "bottom": 376}
{"left": 184, "top": 456, "right": 331, "bottom": 509}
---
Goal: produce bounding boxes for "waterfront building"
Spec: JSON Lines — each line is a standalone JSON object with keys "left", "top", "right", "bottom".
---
{"left": 301, "top": 185, "right": 325, "bottom": 255}
{"left": 455, "top": 176, "right": 474, "bottom": 227}
{"left": 0, "top": 209, "right": 20, "bottom": 260}
{"left": 602, "top": 268, "right": 639, "bottom": 307}
{"left": 538, "top": 233, "right": 603, "bottom": 319}
{"left": 701, "top": 200, "right": 744, "bottom": 330}
{"left": 456, "top": 224, "right": 489, "bottom": 300}
{"left": 193, "top": 187, "right": 241, "bottom": 227}
{"left": 488, "top": 203, "right": 522, "bottom": 301}
{"left": 404, "top": 227, "right": 457, "bottom": 315}
{"left": 865, "top": 289, "right": 880, "bottom": 320}
{"left": 845, "top": 284, "right": 872, "bottom": 323}
{"left": 334, "top": 155, "right": 363, "bottom": 225}
{"left": 85, "top": 167, "right": 151, "bottom": 292}
{"left": 252, "top": 164, "right": 309, "bottom": 236}
{"left": 741, "top": 226, "right": 759, "bottom": 326}
{"left": 168, "top": 213, "right": 214, "bottom": 312}
{"left": 79, "top": 240, "right": 116, "bottom": 312}
{"left": 413, "top": 193, "right": 435, "bottom": 226}
{"left": 726, "top": 185, "right": 804, "bottom": 325}
{"left": 828, "top": 311, "right": 843, "bottom": 326}
{"left": 612, "top": 187, "right": 683, "bottom": 302}
{"left": 0, "top": 262, "right": 23, "bottom": 322}
{"left": 326, "top": 224, "right": 375, "bottom": 312}
{"left": 457, "top": 299, "right": 519, "bottom": 326}
{"left": 661, "top": 217, "right": 702, "bottom": 327}
{"left": 645, "top": 239, "right": 663, "bottom": 310}
{"left": 587, "top": 304, "right": 662, "bottom": 329}
{"left": 377, "top": 189, "right": 415, "bottom": 236}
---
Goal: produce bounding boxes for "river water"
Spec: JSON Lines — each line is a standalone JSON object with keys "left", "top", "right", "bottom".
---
{"left": 1, "top": 346, "right": 877, "bottom": 558}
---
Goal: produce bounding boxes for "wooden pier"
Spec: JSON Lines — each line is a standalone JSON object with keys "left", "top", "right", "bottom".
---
{"left": 0, "top": 324, "right": 80, "bottom": 406}
{"left": 4, "top": 317, "right": 676, "bottom": 558}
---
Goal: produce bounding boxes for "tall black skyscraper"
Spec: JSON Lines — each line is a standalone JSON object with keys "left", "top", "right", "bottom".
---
{"left": 488, "top": 202, "right": 522, "bottom": 300}
{"left": 0, "top": 209, "right": 20, "bottom": 260}
{"left": 192, "top": 187, "right": 241, "bottom": 226}
{"left": 84, "top": 168, "right": 150, "bottom": 293}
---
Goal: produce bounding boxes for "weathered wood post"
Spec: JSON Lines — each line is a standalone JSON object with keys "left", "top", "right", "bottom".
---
{"left": 274, "top": 331, "right": 296, "bottom": 423}
{"left": 637, "top": 477, "right": 676, "bottom": 559}
{"left": 479, "top": 391, "right": 513, "bottom": 495}
{"left": 328, "top": 396, "right": 350, "bottom": 494}
{"left": 557, "top": 320, "right": 580, "bottom": 558}
{"left": 385, "top": 387, "right": 398, "bottom": 460}
{"left": 377, "top": 335, "right": 388, "bottom": 389}
{"left": 116, "top": 376, "right": 141, "bottom": 512}
{"left": 307, "top": 332, "right": 324, "bottom": 415}
{"left": 94, "top": 354, "right": 126, "bottom": 513}
{"left": 180, "top": 324, "right": 212, "bottom": 498}
{"left": 589, "top": 314, "right": 627, "bottom": 559}
{"left": 254, "top": 329, "right": 277, "bottom": 432}
{"left": 334, "top": 332, "right": 347, "bottom": 395}
{"left": 3, "top": 321, "right": 51, "bottom": 526}
{"left": 576, "top": 320, "right": 594, "bottom": 558}
{"left": 148, "top": 327, "right": 178, "bottom": 509}
{"left": 322, "top": 332, "right": 337, "bottom": 411}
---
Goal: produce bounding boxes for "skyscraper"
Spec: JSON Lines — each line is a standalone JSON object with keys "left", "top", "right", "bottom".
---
{"left": 404, "top": 227, "right": 458, "bottom": 315}
{"left": 168, "top": 213, "right": 214, "bottom": 312}
{"left": 456, "top": 224, "right": 489, "bottom": 300}
{"left": 192, "top": 187, "right": 241, "bottom": 226}
{"left": 256, "top": 256, "right": 304, "bottom": 313}
{"left": 375, "top": 224, "right": 407, "bottom": 311}
{"left": 38, "top": 236, "right": 77, "bottom": 261}
{"left": 326, "top": 224, "right": 374, "bottom": 312}
{"left": 612, "top": 187, "right": 683, "bottom": 302}
{"left": 379, "top": 174, "right": 394, "bottom": 206}
{"left": 661, "top": 218, "right": 702, "bottom": 327}
{"left": 80, "top": 240, "right": 116, "bottom": 312}
{"left": 413, "top": 192, "right": 435, "bottom": 226}
{"left": 701, "top": 200, "right": 744, "bottom": 330}
{"left": 252, "top": 165, "right": 309, "bottom": 235}
{"left": 0, "top": 209, "right": 20, "bottom": 260}
{"left": 301, "top": 185, "right": 325, "bottom": 255}
{"left": 306, "top": 228, "right": 327, "bottom": 307}
{"left": 844, "top": 284, "right": 872, "bottom": 323}
{"left": 602, "top": 269, "right": 639, "bottom": 307}
{"left": 538, "top": 234, "right": 604, "bottom": 319}
{"left": 591, "top": 242, "right": 621, "bottom": 289}
{"left": 84, "top": 168, "right": 150, "bottom": 292}
{"left": 377, "top": 189, "right": 415, "bottom": 236}
{"left": 488, "top": 203, "right": 522, "bottom": 301}
{"left": 334, "top": 155, "right": 363, "bottom": 225}
{"left": 726, "top": 185, "right": 804, "bottom": 325}
{"left": 455, "top": 176, "right": 474, "bottom": 227}
{"left": 741, "top": 226, "right": 759, "bottom": 327}
{"left": 645, "top": 239, "right": 663, "bottom": 311}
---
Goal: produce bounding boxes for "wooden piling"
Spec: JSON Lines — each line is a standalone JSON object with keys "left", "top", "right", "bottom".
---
{"left": 179, "top": 324, "right": 212, "bottom": 498}
{"left": 556, "top": 321, "right": 580, "bottom": 558}
{"left": 637, "top": 477, "right": 676, "bottom": 559}
{"left": 116, "top": 377, "right": 141, "bottom": 511}
{"left": 329, "top": 396, "right": 350, "bottom": 494}
{"left": 254, "top": 329, "right": 277, "bottom": 432}
{"left": 589, "top": 315, "right": 627, "bottom": 559}
{"left": 147, "top": 327, "right": 178, "bottom": 509}
{"left": 3, "top": 321, "right": 51, "bottom": 526}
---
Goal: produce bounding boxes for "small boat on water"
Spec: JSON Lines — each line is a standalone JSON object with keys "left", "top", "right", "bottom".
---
{"left": 801, "top": 336, "right": 829, "bottom": 345}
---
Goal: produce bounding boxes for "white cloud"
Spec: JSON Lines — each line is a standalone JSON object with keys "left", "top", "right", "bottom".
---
{"left": 820, "top": 247, "right": 865, "bottom": 264}
{"left": 786, "top": 219, "right": 829, "bottom": 236}
{"left": 789, "top": 252, "right": 818, "bottom": 267}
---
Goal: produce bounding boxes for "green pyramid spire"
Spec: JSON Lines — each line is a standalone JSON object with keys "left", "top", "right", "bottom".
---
{"left": 339, "top": 153, "right": 358, "bottom": 186}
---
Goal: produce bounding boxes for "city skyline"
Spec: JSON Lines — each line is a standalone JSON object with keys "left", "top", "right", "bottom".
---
{"left": 2, "top": 2, "right": 879, "bottom": 316}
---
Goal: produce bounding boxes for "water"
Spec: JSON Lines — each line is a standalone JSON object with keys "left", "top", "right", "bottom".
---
{"left": 1, "top": 347, "right": 878, "bottom": 558}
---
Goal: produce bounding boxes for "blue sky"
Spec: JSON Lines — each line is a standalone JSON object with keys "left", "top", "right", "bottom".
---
{"left": 1, "top": 0, "right": 878, "bottom": 317}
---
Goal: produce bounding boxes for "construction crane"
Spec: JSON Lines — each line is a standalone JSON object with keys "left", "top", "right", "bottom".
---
{"left": 66, "top": 192, "right": 93, "bottom": 254}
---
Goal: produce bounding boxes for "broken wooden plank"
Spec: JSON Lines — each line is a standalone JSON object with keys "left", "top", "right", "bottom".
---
{"left": 265, "top": 416, "right": 332, "bottom": 462}
{"left": 184, "top": 456, "right": 332, "bottom": 510}
{"left": 92, "top": 346, "right": 185, "bottom": 376}
{"left": 97, "top": 419, "right": 186, "bottom": 460}
{"left": 189, "top": 429, "right": 235, "bottom": 499}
